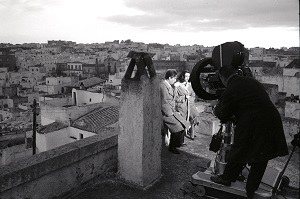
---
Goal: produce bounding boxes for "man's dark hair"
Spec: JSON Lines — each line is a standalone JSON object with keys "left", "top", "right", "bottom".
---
{"left": 218, "top": 66, "right": 237, "bottom": 79}
{"left": 177, "top": 70, "right": 190, "bottom": 83}
{"left": 165, "top": 70, "right": 177, "bottom": 79}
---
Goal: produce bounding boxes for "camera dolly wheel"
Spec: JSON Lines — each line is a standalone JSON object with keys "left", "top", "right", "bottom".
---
{"left": 194, "top": 185, "right": 206, "bottom": 197}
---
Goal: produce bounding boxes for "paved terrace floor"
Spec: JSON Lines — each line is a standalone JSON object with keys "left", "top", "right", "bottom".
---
{"left": 73, "top": 133, "right": 299, "bottom": 199}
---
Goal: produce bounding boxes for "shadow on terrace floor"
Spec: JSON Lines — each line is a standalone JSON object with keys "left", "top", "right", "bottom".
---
{"left": 73, "top": 133, "right": 299, "bottom": 199}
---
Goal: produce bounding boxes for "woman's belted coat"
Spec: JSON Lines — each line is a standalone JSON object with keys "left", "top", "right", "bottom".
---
{"left": 160, "top": 80, "right": 188, "bottom": 133}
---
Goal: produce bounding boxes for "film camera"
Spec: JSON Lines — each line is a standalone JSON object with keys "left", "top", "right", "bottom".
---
{"left": 190, "top": 41, "right": 252, "bottom": 100}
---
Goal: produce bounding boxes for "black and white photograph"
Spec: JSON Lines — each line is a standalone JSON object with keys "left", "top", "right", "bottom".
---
{"left": 0, "top": 0, "right": 299, "bottom": 198}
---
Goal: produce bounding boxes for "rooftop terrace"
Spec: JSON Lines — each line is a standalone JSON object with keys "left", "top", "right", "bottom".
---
{"left": 0, "top": 127, "right": 298, "bottom": 199}
{"left": 73, "top": 132, "right": 299, "bottom": 199}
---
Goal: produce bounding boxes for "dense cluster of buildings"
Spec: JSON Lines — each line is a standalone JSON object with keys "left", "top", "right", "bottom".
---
{"left": 0, "top": 40, "right": 299, "bottom": 165}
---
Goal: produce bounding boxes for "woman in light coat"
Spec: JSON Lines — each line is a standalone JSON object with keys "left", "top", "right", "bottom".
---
{"left": 174, "top": 70, "right": 198, "bottom": 140}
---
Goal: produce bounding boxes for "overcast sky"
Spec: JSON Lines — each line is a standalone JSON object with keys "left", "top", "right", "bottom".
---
{"left": 0, "top": 0, "right": 299, "bottom": 48}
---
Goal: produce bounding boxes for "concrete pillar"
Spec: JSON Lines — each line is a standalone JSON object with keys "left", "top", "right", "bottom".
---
{"left": 118, "top": 76, "right": 161, "bottom": 188}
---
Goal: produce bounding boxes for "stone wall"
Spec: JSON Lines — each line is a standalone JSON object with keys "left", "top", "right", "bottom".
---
{"left": 283, "top": 76, "right": 300, "bottom": 97}
{"left": 0, "top": 144, "right": 32, "bottom": 166}
{"left": 263, "top": 83, "right": 279, "bottom": 105}
{"left": 283, "top": 68, "right": 300, "bottom": 77}
{"left": 282, "top": 117, "right": 300, "bottom": 144}
{"left": 36, "top": 126, "right": 71, "bottom": 153}
{"left": 257, "top": 75, "right": 300, "bottom": 96}
{"left": 0, "top": 129, "right": 118, "bottom": 199}
{"left": 257, "top": 75, "right": 284, "bottom": 93}
{"left": 285, "top": 101, "right": 300, "bottom": 119}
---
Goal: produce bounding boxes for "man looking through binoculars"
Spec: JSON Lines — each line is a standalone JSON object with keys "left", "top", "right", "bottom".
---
{"left": 210, "top": 66, "right": 289, "bottom": 199}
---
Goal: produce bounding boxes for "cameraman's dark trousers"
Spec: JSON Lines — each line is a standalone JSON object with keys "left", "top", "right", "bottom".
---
{"left": 220, "top": 160, "right": 268, "bottom": 198}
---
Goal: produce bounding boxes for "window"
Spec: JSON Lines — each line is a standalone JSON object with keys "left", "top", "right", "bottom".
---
{"left": 89, "top": 98, "right": 91, "bottom": 102}
{"left": 80, "top": 133, "right": 84, "bottom": 139}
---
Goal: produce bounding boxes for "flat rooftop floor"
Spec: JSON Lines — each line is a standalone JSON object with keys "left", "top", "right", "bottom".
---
{"left": 73, "top": 132, "right": 299, "bottom": 199}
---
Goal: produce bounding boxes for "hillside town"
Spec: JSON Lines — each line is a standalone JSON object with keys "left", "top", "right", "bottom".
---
{"left": 0, "top": 40, "right": 299, "bottom": 166}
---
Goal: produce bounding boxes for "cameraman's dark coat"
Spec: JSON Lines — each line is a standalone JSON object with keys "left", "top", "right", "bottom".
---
{"left": 214, "top": 75, "right": 288, "bottom": 163}
{"left": 160, "top": 80, "right": 188, "bottom": 133}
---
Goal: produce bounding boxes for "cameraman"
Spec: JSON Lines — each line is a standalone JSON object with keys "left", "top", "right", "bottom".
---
{"left": 210, "top": 66, "right": 289, "bottom": 198}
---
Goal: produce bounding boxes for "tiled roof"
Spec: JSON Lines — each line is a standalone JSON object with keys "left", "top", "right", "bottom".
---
{"left": 14, "top": 107, "right": 28, "bottom": 112}
{"left": 104, "top": 57, "right": 117, "bottom": 62}
{"left": 248, "top": 61, "right": 276, "bottom": 68}
{"left": 0, "top": 137, "right": 25, "bottom": 149}
{"left": 285, "top": 59, "right": 300, "bottom": 68}
{"left": 71, "top": 106, "right": 119, "bottom": 133}
{"left": 39, "top": 121, "right": 69, "bottom": 134}
{"left": 74, "top": 77, "right": 106, "bottom": 88}
{"left": 263, "top": 83, "right": 278, "bottom": 88}
{"left": 186, "top": 55, "right": 201, "bottom": 61}
{"left": 82, "top": 64, "right": 96, "bottom": 67}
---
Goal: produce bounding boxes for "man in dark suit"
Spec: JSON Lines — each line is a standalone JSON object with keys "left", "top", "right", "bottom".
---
{"left": 160, "top": 70, "right": 189, "bottom": 154}
{"left": 210, "top": 66, "right": 289, "bottom": 198}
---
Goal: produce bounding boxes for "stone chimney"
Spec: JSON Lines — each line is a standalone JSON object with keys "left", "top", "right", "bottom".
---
{"left": 118, "top": 76, "right": 161, "bottom": 188}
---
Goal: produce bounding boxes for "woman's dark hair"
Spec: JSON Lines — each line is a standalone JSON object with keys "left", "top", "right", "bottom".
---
{"left": 165, "top": 70, "right": 177, "bottom": 79}
{"left": 177, "top": 70, "right": 190, "bottom": 83}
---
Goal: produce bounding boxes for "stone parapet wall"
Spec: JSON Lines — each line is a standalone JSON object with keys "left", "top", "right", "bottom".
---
{"left": 0, "top": 128, "right": 118, "bottom": 199}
